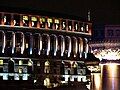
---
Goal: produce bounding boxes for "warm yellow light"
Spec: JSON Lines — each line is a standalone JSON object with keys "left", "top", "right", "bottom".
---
{"left": 31, "top": 17, "right": 37, "bottom": 21}
{"left": 93, "top": 49, "right": 120, "bottom": 60}
{"left": 44, "top": 78, "right": 50, "bottom": 87}
{"left": 40, "top": 18, "right": 45, "bottom": 22}
{"left": 0, "top": 60, "right": 3, "bottom": 65}
{"left": 45, "top": 61, "right": 50, "bottom": 66}
{"left": 47, "top": 18, "right": 52, "bottom": 23}
{"left": 28, "top": 59, "right": 33, "bottom": 66}
{"left": 23, "top": 16, "right": 28, "bottom": 20}
{"left": 93, "top": 73, "right": 101, "bottom": 90}
{"left": 19, "top": 60, "right": 22, "bottom": 65}
{"left": 19, "top": 68, "right": 23, "bottom": 73}
{"left": 55, "top": 19, "right": 59, "bottom": 23}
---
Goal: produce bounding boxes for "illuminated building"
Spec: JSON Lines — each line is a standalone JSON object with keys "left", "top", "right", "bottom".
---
{"left": 0, "top": 10, "right": 92, "bottom": 88}
{"left": 90, "top": 24, "right": 120, "bottom": 62}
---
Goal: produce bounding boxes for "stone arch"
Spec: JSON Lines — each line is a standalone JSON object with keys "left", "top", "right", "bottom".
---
{"left": 65, "top": 36, "right": 71, "bottom": 57}
{"left": 0, "top": 30, "right": 5, "bottom": 53}
{"left": 42, "top": 33, "right": 50, "bottom": 55}
{"left": 15, "top": 32, "right": 25, "bottom": 54}
{"left": 72, "top": 36, "right": 78, "bottom": 57}
{"left": 24, "top": 32, "right": 33, "bottom": 55}
{"left": 5, "top": 31, "right": 15, "bottom": 55}
{"left": 84, "top": 38, "right": 88, "bottom": 58}
{"left": 58, "top": 35, "right": 65, "bottom": 56}
{"left": 33, "top": 33, "right": 42, "bottom": 55}
{"left": 44, "top": 60, "right": 50, "bottom": 73}
{"left": 78, "top": 37, "right": 83, "bottom": 58}
{"left": 50, "top": 34, "right": 58, "bottom": 56}
{"left": 8, "top": 58, "right": 15, "bottom": 73}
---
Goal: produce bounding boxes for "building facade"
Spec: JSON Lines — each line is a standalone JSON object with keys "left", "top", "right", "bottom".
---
{"left": 0, "top": 11, "right": 92, "bottom": 88}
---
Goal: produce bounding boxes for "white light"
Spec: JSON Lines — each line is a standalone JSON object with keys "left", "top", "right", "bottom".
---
{"left": 93, "top": 49, "right": 120, "bottom": 60}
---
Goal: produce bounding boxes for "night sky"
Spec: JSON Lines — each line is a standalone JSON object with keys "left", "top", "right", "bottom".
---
{"left": 0, "top": 0, "right": 119, "bottom": 24}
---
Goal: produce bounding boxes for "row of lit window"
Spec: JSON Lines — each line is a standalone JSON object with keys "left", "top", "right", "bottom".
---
{"left": 0, "top": 12, "right": 91, "bottom": 33}
{"left": 0, "top": 59, "right": 33, "bottom": 66}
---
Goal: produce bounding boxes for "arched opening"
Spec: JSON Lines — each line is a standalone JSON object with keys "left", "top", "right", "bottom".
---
{"left": 8, "top": 58, "right": 14, "bottom": 73}
{"left": 71, "top": 37, "right": 78, "bottom": 58}
{"left": 24, "top": 33, "right": 33, "bottom": 56}
{"left": 27, "top": 59, "right": 33, "bottom": 74}
{"left": 50, "top": 34, "right": 58, "bottom": 56}
{"left": 44, "top": 61, "right": 50, "bottom": 73}
{"left": 42, "top": 34, "right": 50, "bottom": 56}
{"left": 83, "top": 38, "right": 88, "bottom": 58}
{"left": 0, "top": 31, "right": 5, "bottom": 54}
{"left": 65, "top": 36, "right": 71, "bottom": 58}
{"left": 78, "top": 38, "right": 83, "bottom": 58}
{"left": 33, "top": 33, "right": 42, "bottom": 56}
{"left": 73, "top": 62, "right": 78, "bottom": 75}
{"left": 15, "top": 32, "right": 24, "bottom": 55}
{"left": 44, "top": 77, "right": 50, "bottom": 87}
{"left": 60, "top": 61, "right": 65, "bottom": 74}
{"left": 5, "top": 31, "right": 14, "bottom": 56}
{"left": 58, "top": 35, "right": 65, "bottom": 57}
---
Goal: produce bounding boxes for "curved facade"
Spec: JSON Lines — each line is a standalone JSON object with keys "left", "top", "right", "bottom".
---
{"left": 0, "top": 12, "right": 92, "bottom": 88}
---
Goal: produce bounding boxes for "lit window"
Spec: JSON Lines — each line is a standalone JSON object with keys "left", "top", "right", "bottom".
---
{"left": 55, "top": 19, "right": 59, "bottom": 24}
{"left": 23, "top": 15, "right": 29, "bottom": 26}
{"left": 45, "top": 61, "right": 50, "bottom": 66}
{"left": 19, "top": 60, "right": 22, "bottom": 65}
{"left": 81, "top": 26, "right": 84, "bottom": 31}
{"left": 40, "top": 17, "right": 46, "bottom": 28}
{"left": 19, "top": 68, "right": 23, "bottom": 73}
{"left": 44, "top": 78, "right": 50, "bottom": 87}
{"left": 47, "top": 18, "right": 52, "bottom": 23}
{"left": 44, "top": 61, "right": 50, "bottom": 73}
{"left": 26, "top": 43, "right": 28, "bottom": 48}
{"left": 28, "top": 59, "right": 33, "bottom": 66}
{"left": 86, "top": 25, "right": 89, "bottom": 32}
{"left": 23, "top": 16, "right": 28, "bottom": 20}
{"left": 31, "top": 16, "right": 37, "bottom": 27}
{"left": 68, "top": 21, "right": 72, "bottom": 31}
{"left": 47, "top": 18, "right": 53, "bottom": 29}
{"left": 0, "top": 60, "right": 3, "bottom": 65}
{"left": 37, "top": 61, "right": 40, "bottom": 66}
{"left": 4, "top": 16, "right": 6, "bottom": 23}
{"left": 4, "top": 14, "right": 11, "bottom": 25}
{"left": 55, "top": 19, "right": 60, "bottom": 29}
{"left": 62, "top": 21, "right": 66, "bottom": 30}
{"left": 40, "top": 18, "right": 45, "bottom": 23}
{"left": 13, "top": 15, "right": 20, "bottom": 26}
{"left": 75, "top": 23, "right": 78, "bottom": 31}
{"left": 31, "top": 17, "right": 37, "bottom": 22}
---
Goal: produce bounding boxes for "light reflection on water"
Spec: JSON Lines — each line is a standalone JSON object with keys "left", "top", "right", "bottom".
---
{"left": 101, "top": 64, "right": 120, "bottom": 90}
{"left": 92, "top": 64, "right": 120, "bottom": 90}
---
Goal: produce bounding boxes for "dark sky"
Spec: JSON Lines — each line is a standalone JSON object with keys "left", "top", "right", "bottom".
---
{"left": 0, "top": 0, "right": 120, "bottom": 24}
